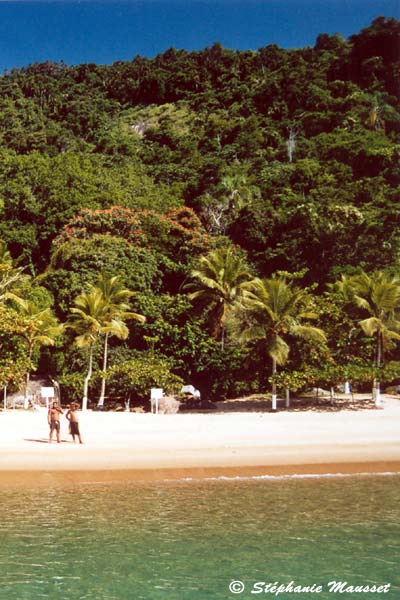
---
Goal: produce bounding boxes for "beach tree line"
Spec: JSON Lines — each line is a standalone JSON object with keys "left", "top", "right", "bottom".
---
{"left": 1, "top": 240, "right": 400, "bottom": 408}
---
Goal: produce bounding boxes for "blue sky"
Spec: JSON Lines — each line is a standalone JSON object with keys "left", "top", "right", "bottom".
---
{"left": 0, "top": 0, "right": 398, "bottom": 72}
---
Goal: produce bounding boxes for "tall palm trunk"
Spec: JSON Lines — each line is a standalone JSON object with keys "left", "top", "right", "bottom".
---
{"left": 271, "top": 357, "right": 278, "bottom": 411}
{"left": 374, "top": 331, "right": 383, "bottom": 407}
{"left": 285, "top": 387, "right": 290, "bottom": 408}
{"left": 23, "top": 371, "right": 30, "bottom": 410}
{"left": 23, "top": 344, "right": 33, "bottom": 410}
{"left": 376, "top": 330, "right": 382, "bottom": 368}
{"left": 82, "top": 343, "right": 94, "bottom": 412}
{"left": 98, "top": 332, "right": 109, "bottom": 407}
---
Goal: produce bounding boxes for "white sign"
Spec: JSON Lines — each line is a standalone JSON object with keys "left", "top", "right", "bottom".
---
{"left": 41, "top": 387, "right": 55, "bottom": 398}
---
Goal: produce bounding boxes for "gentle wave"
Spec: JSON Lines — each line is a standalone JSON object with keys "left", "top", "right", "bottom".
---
{"left": 76, "top": 470, "right": 400, "bottom": 487}
{"left": 174, "top": 471, "right": 400, "bottom": 483}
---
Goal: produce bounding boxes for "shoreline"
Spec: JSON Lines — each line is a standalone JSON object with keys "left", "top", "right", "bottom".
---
{"left": 1, "top": 395, "right": 399, "bottom": 486}
{"left": 0, "top": 461, "right": 399, "bottom": 487}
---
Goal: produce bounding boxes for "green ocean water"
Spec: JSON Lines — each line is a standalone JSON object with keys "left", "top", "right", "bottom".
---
{"left": 0, "top": 473, "right": 399, "bottom": 600}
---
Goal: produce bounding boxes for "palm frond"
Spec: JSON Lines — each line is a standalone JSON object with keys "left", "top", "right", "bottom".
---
{"left": 103, "top": 319, "right": 129, "bottom": 340}
{"left": 359, "top": 317, "right": 381, "bottom": 336}
{"left": 267, "top": 335, "right": 290, "bottom": 366}
{"left": 290, "top": 324, "right": 326, "bottom": 343}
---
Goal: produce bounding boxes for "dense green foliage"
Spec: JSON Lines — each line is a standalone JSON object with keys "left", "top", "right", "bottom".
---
{"left": 0, "top": 17, "right": 399, "bottom": 405}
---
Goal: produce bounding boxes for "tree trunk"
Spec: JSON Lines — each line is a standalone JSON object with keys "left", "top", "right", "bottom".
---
{"left": 271, "top": 357, "right": 277, "bottom": 410}
{"left": 23, "top": 371, "right": 30, "bottom": 410}
{"left": 376, "top": 331, "right": 382, "bottom": 369}
{"left": 82, "top": 343, "right": 93, "bottom": 412}
{"left": 98, "top": 332, "right": 109, "bottom": 407}
{"left": 374, "top": 331, "right": 382, "bottom": 407}
{"left": 330, "top": 387, "right": 335, "bottom": 402}
{"left": 374, "top": 381, "right": 382, "bottom": 407}
{"left": 23, "top": 345, "right": 33, "bottom": 410}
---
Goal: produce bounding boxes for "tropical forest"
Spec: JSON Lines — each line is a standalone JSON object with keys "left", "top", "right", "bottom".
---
{"left": 0, "top": 16, "right": 399, "bottom": 410}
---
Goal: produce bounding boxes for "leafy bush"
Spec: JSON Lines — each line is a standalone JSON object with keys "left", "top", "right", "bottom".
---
{"left": 58, "top": 372, "right": 85, "bottom": 404}
{"left": 106, "top": 356, "right": 183, "bottom": 402}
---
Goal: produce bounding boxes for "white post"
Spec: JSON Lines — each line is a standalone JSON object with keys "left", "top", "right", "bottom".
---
{"left": 285, "top": 388, "right": 290, "bottom": 408}
{"left": 375, "top": 382, "right": 382, "bottom": 407}
{"left": 3, "top": 386, "right": 6, "bottom": 411}
{"left": 272, "top": 394, "right": 277, "bottom": 411}
{"left": 344, "top": 381, "right": 351, "bottom": 394}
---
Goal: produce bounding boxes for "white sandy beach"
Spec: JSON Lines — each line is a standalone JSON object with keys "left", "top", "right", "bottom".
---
{"left": 0, "top": 395, "right": 399, "bottom": 484}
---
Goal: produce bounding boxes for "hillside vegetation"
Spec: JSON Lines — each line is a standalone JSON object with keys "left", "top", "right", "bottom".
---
{"left": 0, "top": 17, "right": 399, "bottom": 406}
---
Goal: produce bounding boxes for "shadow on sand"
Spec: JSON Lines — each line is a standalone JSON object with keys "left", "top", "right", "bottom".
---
{"left": 24, "top": 438, "right": 70, "bottom": 444}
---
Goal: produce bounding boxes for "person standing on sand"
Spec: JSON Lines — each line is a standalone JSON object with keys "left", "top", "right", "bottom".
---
{"left": 65, "top": 402, "right": 83, "bottom": 444}
{"left": 48, "top": 402, "right": 63, "bottom": 443}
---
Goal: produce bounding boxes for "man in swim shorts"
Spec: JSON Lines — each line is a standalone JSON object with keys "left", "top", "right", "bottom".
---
{"left": 65, "top": 402, "right": 83, "bottom": 444}
{"left": 48, "top": 401, "right": 63, "bottom": 443}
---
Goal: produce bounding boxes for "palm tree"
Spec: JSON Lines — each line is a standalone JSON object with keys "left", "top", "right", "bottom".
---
{"left": 68, "top": 288, "right": 108, "bottom": 411}
{"left": 12, "top": 298, "right": 63, "bottom": 409}
{"left": 232, "top": 277, "right": 326, "bottom": 410}
{"left": 221, "top": 172, "right": 257, "bottom": 213}
{"left": 337, "top": 271, "right": 400, "bottom": 405}
{"left": 96, "top": 274, "right": 145, "bottom": 408}
{"left": 185, "top": 247, "right": 252, "bottom": 350}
